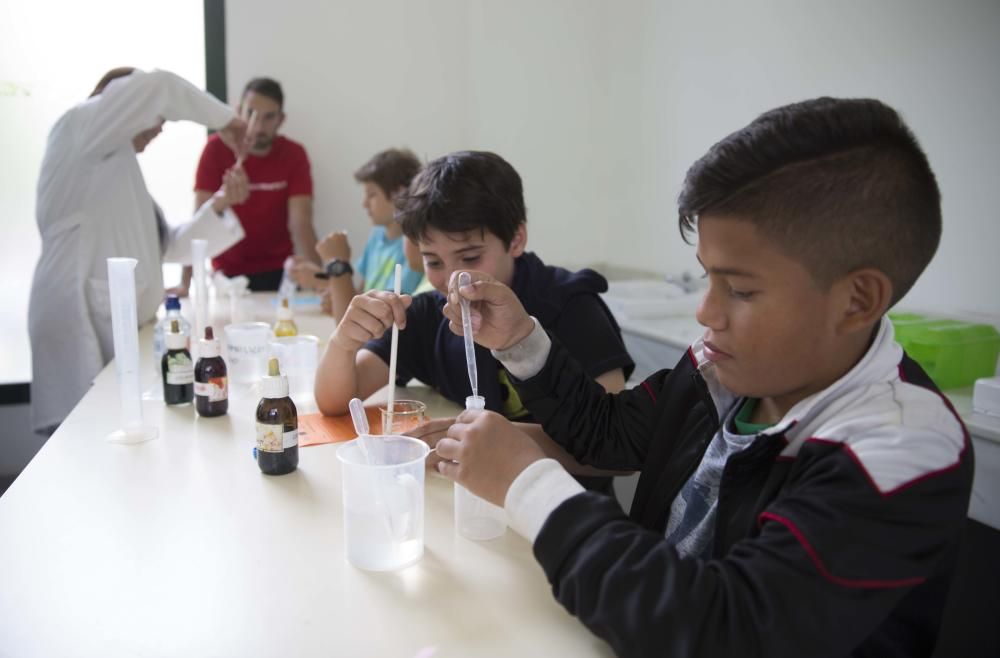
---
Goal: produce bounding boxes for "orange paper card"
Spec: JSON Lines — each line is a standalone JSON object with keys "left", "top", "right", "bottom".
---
{"left": 298, "top": 407, "right": 381, "bottom": 447}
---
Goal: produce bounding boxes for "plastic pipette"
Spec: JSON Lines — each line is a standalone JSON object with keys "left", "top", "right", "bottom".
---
{"left": 458, "top": 272, "right": 478, "bottom": 399}
{"left": 384, "top": 264, "right": 403, "bottom": 434}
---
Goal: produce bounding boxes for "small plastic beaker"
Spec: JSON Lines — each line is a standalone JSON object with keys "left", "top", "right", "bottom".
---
{"left": 224, "top": 322, "right": 272, "bottom": 383}
{"left": 380, "top": 399, "right": 427, "bottom": 434}
{"left": 455, "top": 484, "right": 507, "bottom": 541}
{"left": 337, "top": 436, "right": 428, "bottom": 571}
{"left": 268, "top": 335, "right": 319, "bottom": 400}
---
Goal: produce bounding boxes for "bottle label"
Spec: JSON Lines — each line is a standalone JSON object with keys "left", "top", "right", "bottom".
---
{"left": 166, "top": 354, "right": 194, "bottom": 385}
{"left": 194, "top": 377, "right": 228, "bottom": 401}
{"left": 256, "top": 423, "right": 298, "bottom": 453}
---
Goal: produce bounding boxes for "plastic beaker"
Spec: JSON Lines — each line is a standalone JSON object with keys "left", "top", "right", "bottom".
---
{"left": 455, "top": 484, "right": 507, "bottom": 541}
{"left": 380, "top": 399, "right": 427, "bottom": 434}
{"left": 337, "top": 436, "right": 428, "bottom": 571}
{"left": 224, "top": 322, "right": 272, "bottom": 384}
{"left": 268, "top": 335, "right": 319, "bottom": 400}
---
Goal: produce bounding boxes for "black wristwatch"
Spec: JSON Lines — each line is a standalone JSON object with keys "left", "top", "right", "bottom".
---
{"left": 316, "top": 259, "right": 353, "bottom": 280}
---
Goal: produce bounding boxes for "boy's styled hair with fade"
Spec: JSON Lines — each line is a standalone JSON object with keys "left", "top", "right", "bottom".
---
{"left": 354, "top": 148, "right": 422, "bottom": 197}
{"left": 396, "top": 151, "right": 526, "bottom": 248}
{"left": 678, "top": 97, "right": 941, "bottom": 306}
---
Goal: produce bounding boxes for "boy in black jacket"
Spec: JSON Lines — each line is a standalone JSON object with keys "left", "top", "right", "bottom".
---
{"left": 434, "top": 99, "right": 973, "bottom": 657}
{"left": 315, "top": 150, "right": 634, "bottom": 488}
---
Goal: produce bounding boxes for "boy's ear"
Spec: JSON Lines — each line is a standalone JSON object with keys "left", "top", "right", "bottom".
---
{"left": 277, "top": 111, "right": 286, "bottom": 130}
{"left": 834, "top": 268, "right": 893, "bottom": 335}
{"left": 508, "top": 224, "right": 528, "bottom": 257}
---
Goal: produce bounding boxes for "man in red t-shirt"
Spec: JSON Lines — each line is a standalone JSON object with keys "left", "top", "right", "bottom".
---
{"left": 176, "top": 77, "right": 318, "bottom": 293}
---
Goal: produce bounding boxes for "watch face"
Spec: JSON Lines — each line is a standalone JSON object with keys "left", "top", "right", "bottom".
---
{"left": 326, "top": 260, "right": 352, "bottom": 277}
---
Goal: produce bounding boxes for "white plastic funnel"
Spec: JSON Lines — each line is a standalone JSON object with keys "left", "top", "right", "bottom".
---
{"left": 106, "top": 258, "right": 158, "bottom": 444}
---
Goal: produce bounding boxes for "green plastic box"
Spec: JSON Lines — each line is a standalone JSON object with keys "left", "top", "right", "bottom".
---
{"left": 889, "top": 313, "right": 1000, "bottom": 390}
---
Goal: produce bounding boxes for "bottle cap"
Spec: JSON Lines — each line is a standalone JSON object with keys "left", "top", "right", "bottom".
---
{"left": 277, "top": 297, "right": 293, "bottom": 320}
{"left": 165, "top": 319, "right": 186, "bottom": 350}
{"left": 261, "top": 357, "right": 288, "bottom": 398}
{"left": 198, "top": 326, "right": 220, "bottom": 358}
{"left": 165, "top": 295, "right": 181, "bottom": 311}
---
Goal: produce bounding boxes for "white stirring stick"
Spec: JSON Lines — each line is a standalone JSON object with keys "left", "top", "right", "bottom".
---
{"left": 458, "top": 272, "right": 478, "bottom": 398}
{"left": 235, "top": 109, "right": 257, "bottom": 169}
{"left": 384, "top": 264, "right": 403, "bottom": 434}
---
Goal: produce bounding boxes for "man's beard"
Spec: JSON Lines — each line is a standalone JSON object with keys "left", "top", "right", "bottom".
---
{"left": 252, "top": 135, "right": 273, "bottom": 152}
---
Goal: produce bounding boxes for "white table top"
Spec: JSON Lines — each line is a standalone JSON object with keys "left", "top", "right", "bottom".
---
{"left": 0, "top": 293, "right": 611, "bottom": 657}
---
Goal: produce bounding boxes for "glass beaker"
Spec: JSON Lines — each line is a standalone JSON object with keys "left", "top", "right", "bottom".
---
{"left": 379, "top": 399, "right": 427, "bottom": 435}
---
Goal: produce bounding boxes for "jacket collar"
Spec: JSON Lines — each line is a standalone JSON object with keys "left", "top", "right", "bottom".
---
{"left": 690, "top": 316, "right": 901, "bottom": 438}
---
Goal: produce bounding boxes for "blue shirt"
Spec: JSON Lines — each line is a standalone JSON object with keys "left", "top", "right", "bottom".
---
{"left": 355, "top": 226, "right": 422, "bottom": 293}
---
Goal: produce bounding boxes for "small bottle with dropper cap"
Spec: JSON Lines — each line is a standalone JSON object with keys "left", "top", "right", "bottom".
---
{"left": 162, "top": 319, "right": 194, "bottom": 406}
{"left": 194, "top": 326, "right": 228, "bottom": 417}
{"left": 255, "top": 357, "right": 298, "bottom": 475}
{"left": 273, "top": 297, "right": 298, "bottom": 337}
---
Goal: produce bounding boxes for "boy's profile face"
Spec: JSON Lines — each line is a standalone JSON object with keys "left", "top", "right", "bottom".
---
{"left": 695, "top": 215, "right": 849, "bottom": 413}
{"left": 418, "top": 225, "right": 526, "bottom": 295}
{"left": 361, "top": 182, "right": 395, "bottom": 226}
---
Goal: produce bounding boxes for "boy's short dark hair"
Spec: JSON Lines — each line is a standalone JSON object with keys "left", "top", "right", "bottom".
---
{"left": 397, "top": 151, "right": 526, "bottom": 248}
{"left": 242, "top": 77, "right": 283, "bottom": 108}
{"left": 678, "top": 97, "right": 941, "bottom": 306}
{"left": 353, "top": 148, "right": 422, "bottom": 197}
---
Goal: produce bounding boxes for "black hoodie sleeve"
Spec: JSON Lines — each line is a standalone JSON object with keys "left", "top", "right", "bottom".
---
{"left": 512, "top": 334, "right": 679, "bottom": 471}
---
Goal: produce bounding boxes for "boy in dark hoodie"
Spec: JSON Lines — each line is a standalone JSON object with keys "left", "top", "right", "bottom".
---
{"left": 315, "top": 150, "right": 634, "bottom": 490}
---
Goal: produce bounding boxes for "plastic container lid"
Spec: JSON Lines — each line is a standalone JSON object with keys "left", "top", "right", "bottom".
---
{"left": 261, "top": 357, "right": 288, "bottom": 398}
{"left": 165, "top": 295, "right": 181, "bottom": 311}
{"left": 901, "top": 320, "right": 1000, "bottom": 390}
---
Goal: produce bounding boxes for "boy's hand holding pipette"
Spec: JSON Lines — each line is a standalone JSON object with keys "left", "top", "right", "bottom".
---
{"left": 402, "top": 417, "right": 457, "bottom": 469}
{"left": 435, "top": 410, "right": 545, "bottom": 507}
{"left": 330, "top": 290, "right": 412, "bottom": 354}
{"left": 443, "top": 271, "right": 535, "bottom": 351}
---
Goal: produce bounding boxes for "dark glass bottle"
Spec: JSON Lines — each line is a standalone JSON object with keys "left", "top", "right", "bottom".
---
{"left": 255, "top": 357, "right": 298, "bottom": 475}
{"left": 194, "top": 326, "right": 228, "bottom": 417}
{"left": 162, "top": 319, "right": 193, "bottom": 406}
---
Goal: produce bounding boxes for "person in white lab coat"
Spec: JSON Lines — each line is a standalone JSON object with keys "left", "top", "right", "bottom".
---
{"left": 28, "top": 68, "right": 249, "bottom": 435}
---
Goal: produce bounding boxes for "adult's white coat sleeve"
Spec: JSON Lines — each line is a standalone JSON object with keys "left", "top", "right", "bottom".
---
{"left": 77, "top": 69, "right": 235, "bottom": 159}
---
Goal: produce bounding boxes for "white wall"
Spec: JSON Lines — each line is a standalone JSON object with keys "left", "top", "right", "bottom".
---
{"left": 614, "top": 0, "right": 1000, "bottom": 318}
{"left": 227, "top": 0, "right": 999, "bottom": 317}
{"left": 226, "top": 0, "right": 644, "bottom": 270}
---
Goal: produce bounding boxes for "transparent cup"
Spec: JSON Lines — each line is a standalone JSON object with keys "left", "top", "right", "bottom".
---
{"left": 455, "top": 484, "right": 506, "bottom": 540}
{"left": 268, "top": 335, "right": 319, "bottom": 401}
{"left": 337, "top": 436, "right": 428, "bottom": 571}
{"left": 224, "top": 322, "right": 272, "bottom": 384}
{"left": 380, "top": 399, "right": 427, "bottom": 435}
